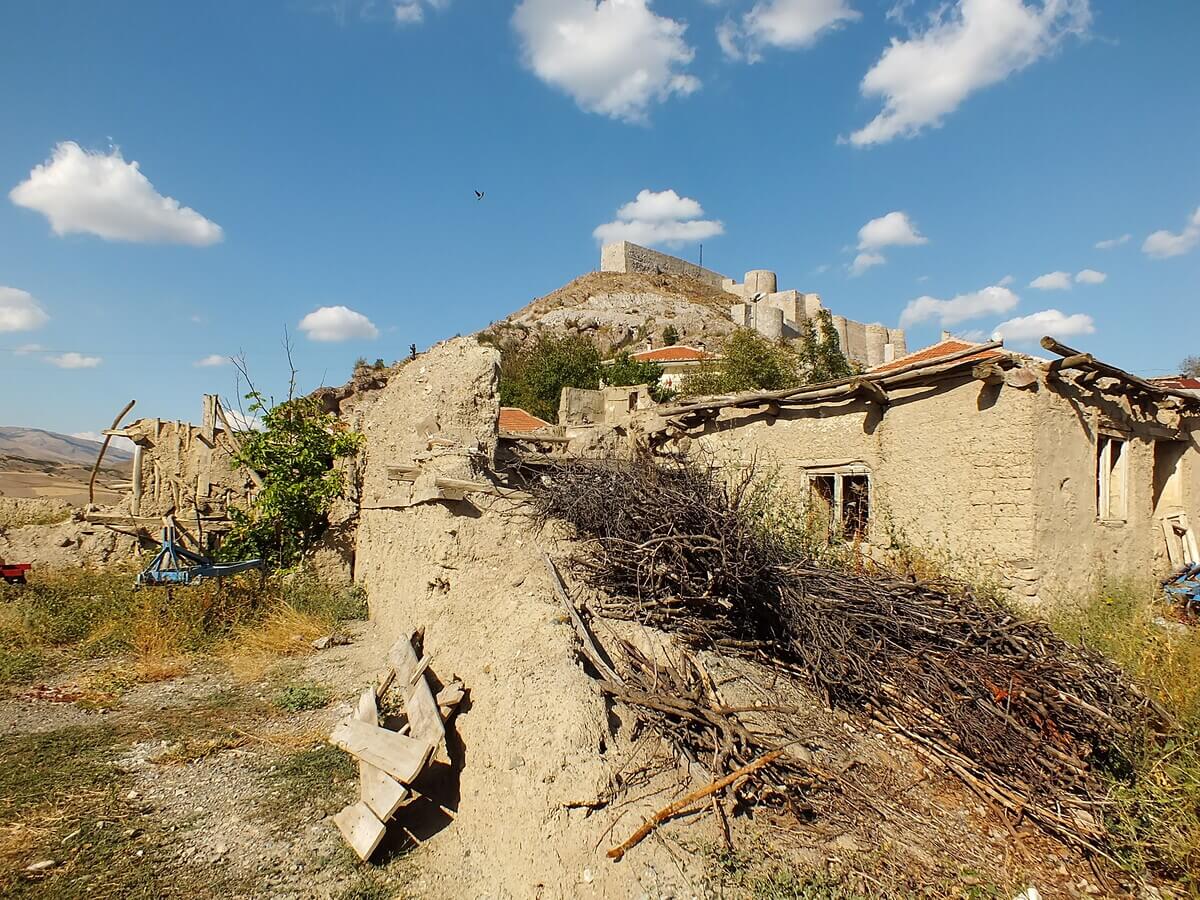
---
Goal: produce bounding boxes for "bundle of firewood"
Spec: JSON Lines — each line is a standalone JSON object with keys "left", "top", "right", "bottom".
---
{"left": 527, "top": 452, "right": 1169, "bottom": 851}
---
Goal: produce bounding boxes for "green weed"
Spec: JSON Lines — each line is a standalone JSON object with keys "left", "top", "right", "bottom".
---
{"left": 273, "top": 679, "right": 332, "bottom": 712}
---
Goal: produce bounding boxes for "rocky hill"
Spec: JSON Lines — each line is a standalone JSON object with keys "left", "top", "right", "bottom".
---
{"left": 483, "top": 271, "right": 738, "bottom": 353}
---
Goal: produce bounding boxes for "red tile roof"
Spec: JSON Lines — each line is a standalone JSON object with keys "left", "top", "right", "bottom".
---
{"left": 870, "top": 338, "right": 1003, "bottom": 374}
{"left": 630, "top": 345, "right": 714, "bottom": 363}
{"left": 1150, "top": 376, "right": 1200, "bottom": 392}
{"left": 499, "top": 407, "right": 552, "bottom": 431}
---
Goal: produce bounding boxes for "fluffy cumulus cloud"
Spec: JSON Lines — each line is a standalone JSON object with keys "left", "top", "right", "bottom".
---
{"left": 593, "top": 188, "right": 724, "bottom": 247}
{"left": 899, "top": 284, "right": 1018, "bottom": 328}
{"left": 9, "top": 142, "right": 223, "bottom": 245}
{"left": 1029, "top": 270, "right": 1072, "bottom": 290}
{"left": 1075, "top": 268, "right": 1106, "bottom": 284}
{"left": 0, "top": 286, "right": 50, "bottom": 333}
{"left": 717, "top": 0, "right": 860, "bottom": 63}
{"left": 512, "top": 0, "right": 700, "bottom": 123}
{"left": 1143, "top": 206, "right": 1200, "bottom": 259}
{"left": 47, "top": 352, "right": 102, "bottom": 369}
{"left": 848, "top": 0, "right": 1091, "bottom": 146}
{"left": 993, "top": 308, "right": 1094, "bottom": 342}
{"left": 858, "top": 210, "right": 927, "bottom": 249}
{"left": 1095, "top": 233, "right": 1130, "bottom": 250}
{"left": 194, "top": 354, "right": 229, "bottom": 367}
{"left": 298, "top": 305, "right": 379, "bottom": 342}
{"left": 849, "top": 252, "right": 885, "bottom": 276}
{"left": 849, "top": 210, "right": 926, "bottom": 275}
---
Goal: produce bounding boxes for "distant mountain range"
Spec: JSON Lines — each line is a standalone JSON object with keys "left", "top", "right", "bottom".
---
{"left": 0, "top": 427, "right": 134, "bottom": 467}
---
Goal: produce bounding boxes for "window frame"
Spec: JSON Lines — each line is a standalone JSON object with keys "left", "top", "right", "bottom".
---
{"left": 1096, "top": 433, "right": 1129, "bottom": 523}
{"left": 803, "top": 464, "right": 872, "bottom": 541}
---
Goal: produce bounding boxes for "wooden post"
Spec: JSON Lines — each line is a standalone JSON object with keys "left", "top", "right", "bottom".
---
{"left": 89, "top": 399, "right": 136, "bottom": 507}
{"left": 131, "top": 445, "right": 144, "bottom": 516}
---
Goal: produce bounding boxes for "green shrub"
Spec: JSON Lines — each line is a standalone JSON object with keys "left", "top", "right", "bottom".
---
{"left": 498, "top": 333, "right": 603, "bottom": 422}
{"left": 605, "top": 351, "right": 674, "bottom": 403}
{"left": 683, "top": 329, "right": 803, "bottom": 397}
{"left": 662, "top": 324, "right": 680, "bottom": 345}
{"left": 797, "top": 309, "right": 855, "bottom": 383}
{"left": 221, "top": 393, "right": 363, "bottom": 569}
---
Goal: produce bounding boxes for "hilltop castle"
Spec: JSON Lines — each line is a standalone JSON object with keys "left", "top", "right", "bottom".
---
{"left": 600, "top": 240, "right": 907, "bottom": 368}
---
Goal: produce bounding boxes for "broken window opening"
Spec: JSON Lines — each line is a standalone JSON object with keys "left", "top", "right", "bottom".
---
{"left": 1096, "top": 435, "right": 1128, "bottom": 522}
{"left": 805, "top": 469, "right": 871, "bottom": 542}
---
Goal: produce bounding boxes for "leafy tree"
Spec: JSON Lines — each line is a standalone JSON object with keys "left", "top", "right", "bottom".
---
{"left": 221, "top": 393, "right": 363, "bottom": 569}
{"left": 797, "top": 309, "right": 855, "bottom": 382}
{"left": 662, "top": 324, "right": 680, "bottom": 346}
{"left": 498, "top": 333, "right": 603, "bottom": 422}
{"left": 605, "top": 351, "right": 674, "bottom": 403}
{"left": 1181, "top": 355, "right": 1200, "bottom": 379}
{"left": 682, "top": 329, "right": 802, "bottom": 397}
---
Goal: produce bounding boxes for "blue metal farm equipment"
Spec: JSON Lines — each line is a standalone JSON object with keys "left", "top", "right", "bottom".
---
{"left": 1163, "top": 563, "right": 1200, "bottom": 618}
{"left": 136, "top": 518, "right": 263, "bottom": 588}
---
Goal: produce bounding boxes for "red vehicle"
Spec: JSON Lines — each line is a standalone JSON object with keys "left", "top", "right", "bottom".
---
{"left": 1, "top": 562, "right": 31, "bottom": 585}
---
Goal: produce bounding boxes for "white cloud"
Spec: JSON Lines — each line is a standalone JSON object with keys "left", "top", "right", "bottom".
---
{"left": 298, "top": 305, "right": 379, "bottom": 342}
{"left": 899, "top": 284, "right": 1018, "bottom": 328}
{"left": 1029, "top": 270, "right": 1072, "bottom": 290}
{"left": 858, "top": 210, "right": 927, "bottom": 249}
{"left": 72, "top": 430, "right": 135, "bottom": 452}
{"left": 14, "top": 343, "right": 43, "bottom": 355}
{"left": 718, "top": 0, "right": 860, "bottom": 63}
{"left": 194, "top": 354, "right": 229, "bottom": 367}
{"left": 47, "top": 352, "right": 102, "bottom": 369}
{"left": 10, "top": 142, "right": 223, "bottom": 246}
{"left": 512, "top": 0, "right": 700, "bottom": 123}
{"left": 1143, "top": 206, "right": 1200, "bottom": 259}
{"left": 593, "top": 188, "right": 724, "bottom": 247}
{"left": 848, "top": 0, "right": 1091, "bottom": 146}
{"left": 849, "top": 252, "right": 885, "bottom": 276}
{"left": 1075, "top": 268, "right": 1106, "bottom": 284}
{"left": 848, "top": 210, "right": 926, "bottom": 274}
{"left": 1094, "top": 233, "right": 1130, "bottom": 250}
{"left": 0, "top": 286, "right": 50, "bottom": 333}
{"left": 393, "top": 2, "right": 424, "bottom": 23}
{"left": 997, "top": 274, "right": 1014, "bottom": 286}
{"left": 993, "top": 308, "right": 1094, "bottom": 342}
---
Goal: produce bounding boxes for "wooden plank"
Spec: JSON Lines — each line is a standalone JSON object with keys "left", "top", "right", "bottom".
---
{"left": 89, "top": 399, "right": 136, "bottom": 505}
{"left": 386, "top": 635, "right": 446, "bottom": 746}
{"left": 333, "top": 801, "right": 387, "bottom": 861}
{"left": 498, "top": 431, "right": 572, "bottom": 443}
{"left": 329, "top": 718, "right": 434, "bottom": 784}
{"left": 353, "top": 687, "right": 410, "bottom": 821}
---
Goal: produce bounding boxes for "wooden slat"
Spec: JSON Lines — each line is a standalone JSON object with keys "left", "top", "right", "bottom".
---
{"left": 333, "top": 801, "right": 387, "bottom": 861}
{"left": 354, "top": 687, "right": 409, "bottom": 821}
{"left": 387, "top": 635, "right": 445, "bottom": 746}
{"left": 329, "top": 718, "right": 433, "bottom": 784}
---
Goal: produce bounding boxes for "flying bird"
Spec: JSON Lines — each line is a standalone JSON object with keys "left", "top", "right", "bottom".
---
{"left": 475, "top": 190, "right": 484, "bottom": 201}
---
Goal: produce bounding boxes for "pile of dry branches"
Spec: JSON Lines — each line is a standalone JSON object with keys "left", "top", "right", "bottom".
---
{"left": 527, "top": 452, "right": 1169, "bottom": 851}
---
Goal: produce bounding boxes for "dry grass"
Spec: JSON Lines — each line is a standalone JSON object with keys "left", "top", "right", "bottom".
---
{"left": 221, "top": 602, "right": 338, "bottom": 681}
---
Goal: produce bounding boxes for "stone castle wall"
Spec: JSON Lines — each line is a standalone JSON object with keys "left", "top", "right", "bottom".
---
{"left": 600, "top": 240, "right": 906, "bottom": 367}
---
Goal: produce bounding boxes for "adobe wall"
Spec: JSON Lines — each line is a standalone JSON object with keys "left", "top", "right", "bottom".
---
{"left": 349, "top": 336, "right": 697, "bottom": 896}
{"left": 693, "top": 375, "right": 1040, "bottom": 595}
{"left": 122, "top": 398, "right": 255, "bottom": 519}
{"left": 1029, "top": 380, "right": 1200, "bottom": 601}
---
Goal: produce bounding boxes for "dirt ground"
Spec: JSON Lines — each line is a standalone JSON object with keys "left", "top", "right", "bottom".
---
{"left": 0, "top": 597, "right": 1144, "bottom": 900}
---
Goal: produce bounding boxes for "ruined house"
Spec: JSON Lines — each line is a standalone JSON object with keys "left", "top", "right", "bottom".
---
{"left": 642, "top": 337, "right": 1200, "bottom": 604}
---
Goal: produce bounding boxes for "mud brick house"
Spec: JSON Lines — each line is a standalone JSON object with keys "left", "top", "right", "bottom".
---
{"left": 644, "top": 337, "right": 1200, "bottom": 604}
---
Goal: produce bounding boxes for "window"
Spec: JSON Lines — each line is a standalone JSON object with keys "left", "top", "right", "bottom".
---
{"left": 806, "top": 468, "right": 871, "bottom": 541}
{"left": 1096, "top": 435, "right": 1128, "bottom": 521}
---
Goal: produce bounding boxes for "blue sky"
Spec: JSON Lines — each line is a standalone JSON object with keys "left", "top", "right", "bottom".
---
{"left": 1, "top": 0, "right": 1197, "bottom": 435}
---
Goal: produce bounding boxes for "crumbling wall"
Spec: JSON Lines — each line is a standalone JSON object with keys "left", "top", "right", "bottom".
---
{"left": 1030, "top": 379, "right": 1200, "bottom": 600}
{"left": 351, "top": 337, "right": 694, "bottom": 897}
{"left": 122, "top": 396, "right": 255, "bottom": 520}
